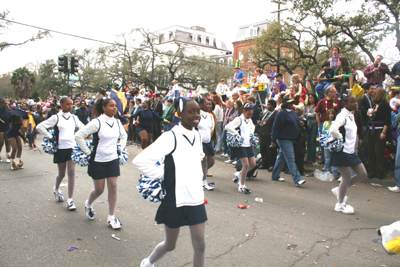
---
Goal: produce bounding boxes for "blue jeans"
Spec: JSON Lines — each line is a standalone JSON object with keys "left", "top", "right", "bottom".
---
{"left": 163, "top": 124, "right": 171, "bottom": 132}
{"left": 394, "top": 134, "right": 400, "bottom": 187}
{"left": 323, "top": 147, "right": 338, "bottom": 176}
{"left": 215, "top": 122, "right": 223, "bottom": 152}
{"left": 259, "top": 90, "right": 267, "bottom": 104}
{"left": 315, "top": 81, "right": 331, "bottom": 99}
{"left": 271, "top": 139, "right": 303, "bottom": 184}
{"left": 307, "top": 124, "right": 318, "bottom": 162}
{"left": 174, "top": 91, "right": 180, "bottom": 98}
{"left": 222, "top": 129, "right": 230, "bottom": 154}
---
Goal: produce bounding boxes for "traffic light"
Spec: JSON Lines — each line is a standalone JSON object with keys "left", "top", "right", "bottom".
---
{"left": 58, "top": 56, "right": 68, "bottom": 73}
{"left": 70, "top": 57, "right": 79, "bottom": 74}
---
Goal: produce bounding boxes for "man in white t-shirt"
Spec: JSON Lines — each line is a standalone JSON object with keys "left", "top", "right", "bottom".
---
{"left": 172, "top": 79, "right": 180, "bottom": 98}
{"left": 390, "top": 89, "right": 400, "bottom": 109}
{"left": 133, "top": 89, "right": 146, "bottom": 103}
{"left": 351, "top": 67, "right": 367, "bottom": 86}
{"left": 254, "top": 67, "right": 270, "bottom": 104}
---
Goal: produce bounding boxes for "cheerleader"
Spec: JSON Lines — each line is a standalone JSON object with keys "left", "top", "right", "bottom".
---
{"left": 225, "top": 103, "right": 256, "bottom": 194}
{"left": 7, "top": 114, "right": 27, "bottom": 170}
{"left": 0, "top": 99, "right": 12, "bottom": 162}
{"left": 75, "top": 98, "right": 127, "bottom": 229}
{"left": 133, "top": 97, "right": 207, "bottom": 267}
{"left": 197, "top": 98, "right": 215, "bottom": 190}
{"left": 36, "top": 96, "right": 85, "bottom": 210}
{"left": 329, "top": 95, "right": 367, "bottom": 214}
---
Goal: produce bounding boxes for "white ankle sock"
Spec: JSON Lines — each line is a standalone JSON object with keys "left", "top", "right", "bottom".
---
{"left": 67, "top": 198, "right": 73, "bottom": 203}
{"left": 108, "top": 215, "right": 115, "bottom": 221}
{"left": 85, "top": 200, "right": 92, "bottom": 208}
{"left": 202, "top": 180, "right": 207, "bottom": 186}
{"left": 142, "top": 258, "right": 154, "bottom": 267}
{"left": 16, "top": 157, "right": 20, "bottom": 162}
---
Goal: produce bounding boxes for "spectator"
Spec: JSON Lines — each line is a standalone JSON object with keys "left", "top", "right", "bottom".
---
{"left": 389, "top": 90, "right": 400, "bottom": 110}
{"left": 334, "top": 56, "right": 352, "bottom": 95}
{"left": 172, "top": 80, "right": 180, "bottom": 98}
{"left": 133, "top": 90, "right": 146, "bottom": 103}
{"left": 75, "top": 100, "right": 89, "bottom": 125}
{"left": 294, "top": 102, "right": 307, "bottom": 175}
{"left": 258, "top": 99, "right": 278, "bottom": 171}
{"left": 46, "top": 103, "right": 58, "bottom": 119}
{"left": 322, "top": 109, "right": 339, "bottom": 178}
{"left": 315, "top": 60, "right": 335, "bottom": 99}
{"left": 315, "top": 85, "right": 343, "bottom": 134}
{"left": 390, "top": 59, "right": 400, "bottom": 87}
{"left": 291, "top": 74, "right": 307, "bottom": 100}
{"left": 270, "top": 96, "right": 306, "bottom": 186}
{"left": 364, "top": 55, "right": 390, "bottom": 89}
{"left": 351, "top": 66, "right": 367, "bottom": 86}
{"left": 151, "top": 94, "right": 163, "bottom": 141}
{"left": 271, "top": 84, "right": 281, "bottom": 101}
{"left": 329, "top": 46, "right": 341, "bottom": 70}
{"left": 88, "top": 100, "right": 95, "bottom": 120}
{"left": 388, "top": 109, "right": 400, "bottom": 193}
{"left": 367, "top": 88, "right": 391, "bottom": 180}
{"left": 221, "top": 100, "right": 236, "bottom": 158}
{"left": 267, "top": 72, "right": 276, "bottom": 96}
{"left": 187, "top": 89, "right": 194, "bottom": 98}
{"left": 304, "top": 93, "right": 319, "bottom": 165}
{"left": 357, "top": 82, "right": 375, "bottom": 167}
{"left": 231, "top": 92, "right": 239, "bottom": 102}
{"left": 247, "top": 96, "right": 259, "bottom": 125}
{"left": 162, "top": 99, "right": 174, "bottom": 132}
{"left": 216, "top": 79, "right": 229, "bottom": 102}
{"left": 126, "top": 100, "right": 136, "bottom": 144}
{"left": 233, "top": 66, "right": 245, "bottom": 87}
{"left": 212, "top": 95, "right": 224, "bottom": 153}
{"left": 271, "top": 73, "right": 286, "bottom": 98}
{"left": 254, "top": 68, "right": 270, "bottom": 104}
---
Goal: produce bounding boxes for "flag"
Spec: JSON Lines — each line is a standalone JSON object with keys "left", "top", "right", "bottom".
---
{"left": 110, "top": 88, "right": 127, "bottom": 115}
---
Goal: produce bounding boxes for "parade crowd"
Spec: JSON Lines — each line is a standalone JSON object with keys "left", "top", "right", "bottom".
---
{"left": 1, "top": 46, "right": 400, "bottom": 266}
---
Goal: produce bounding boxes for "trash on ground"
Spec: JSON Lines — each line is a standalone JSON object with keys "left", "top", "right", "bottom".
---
{"left": 255, "top": 197, "right": 263, "bottom": 202}
{"left": 238, "top": 204, "right": 248, "bottom": 209}
{"left": 111, "top": 234, "right": 121, "bottom": 241}
{"left": 68, "top": 246, "right": 78, "bottom": 251}
{"left": 313, "top": 169, "right": 335, "bottom": 182}
{"left": 371, "top": 183, "right": 382, "bottom": 187}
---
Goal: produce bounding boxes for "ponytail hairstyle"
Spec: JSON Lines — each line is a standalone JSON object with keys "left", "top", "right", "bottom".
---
{"left": 93, "top": 97, "right": 113, "bottom": 117}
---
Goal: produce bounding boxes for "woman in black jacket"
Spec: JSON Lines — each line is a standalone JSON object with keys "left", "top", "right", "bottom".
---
{"left": 75, "top": 100, "right": 89, "bottom": 125}
{"left": 367, "top": 88, "right": 391, "bottom": 180}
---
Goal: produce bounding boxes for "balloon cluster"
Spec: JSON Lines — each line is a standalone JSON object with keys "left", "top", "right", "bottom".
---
{"left": 319, "top": 133, "right": 344, "bottom": 152}
{"left": 41, "top": 130, "right": 58, "bottom": 154}
{"left": 71, "top": 141, "right": 94, "bottom": 167}
{"left": 117, "top": 144, "right": 129, "bottom": 165}
{"left": 226, "top": 132, "right": 244, "bottom": 147}
{"left": 250, "top": 134, "right": 259, "bottom": 148}
{"left": 137, "top": 157, "right": 166, "bottom": 203}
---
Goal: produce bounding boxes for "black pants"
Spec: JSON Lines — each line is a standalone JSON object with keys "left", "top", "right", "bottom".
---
{"left": 128, "top": 121, "right": 136, "bottom": 142}
{"left": 358, "top": 126, "right": 368, "bottom": 167}
{"left": 368, "top": 129, "right": 386, "bottom": 177}
{"left": 153, "top": 120, "right": 162, "bottom": 142}
{"left": 259, "top": 137, "right": 277, "bottom": 169}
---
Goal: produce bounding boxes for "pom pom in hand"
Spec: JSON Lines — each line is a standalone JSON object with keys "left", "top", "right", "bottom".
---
{"left": 41, "top": 130, "right": 58, "bottom": 154}
{"left": 250, "top": 134, "right": 259, "bottom": 148}
{"left": 137, "top": 157, "right": 166, "bottom": 203}
{"left": 71, "top": 141, "right": 93, "bottom": 167}
{"left": 226, "top": 132, "right": 244, "bottom": 147}
{"left": 117, "top": 144, "right": 129, "bottom": 165}
{"left": 319, "top": 133, "right": 344, "bottom": 152}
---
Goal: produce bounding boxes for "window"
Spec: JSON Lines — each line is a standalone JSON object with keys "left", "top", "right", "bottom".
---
{"left": 206, "top": 38, "right": 210, "bottom": 45}
{"left": 239, "top": 50, "right": 244, "bottom": 60}
{"left": 219, "top": 58, "right": 224, "bottom": 64}
{"left": 198, "top": 36, "right": 202, "bottom": 43}
{"left": 248, "top": 51, "right": 253, "bottom": 62}
{"left": 228, "top": 57, "right": 233, "bottom": 65}
{"left": 169, "top": 32, "right": 173, "bottom": 40}
{"left": 250, "top": 29, "right": 253, "bottom": 36}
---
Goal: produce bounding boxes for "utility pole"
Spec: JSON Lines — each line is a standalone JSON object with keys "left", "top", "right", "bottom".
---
{"left": 271, "top": 1, "right": 288, "bottom": 74}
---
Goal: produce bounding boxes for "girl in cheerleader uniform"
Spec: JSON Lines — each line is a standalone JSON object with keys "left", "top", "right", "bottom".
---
{"left": 133, "top": 98, "right": 207, "bottom": 267}
{"left": 225, "top": 103, "right": 256, "bottom": 194}
{"left": 36, "top": 97, "right": 85, "bottom": 210}
{"left": 7, "top": 114, "right": 27, "bottom": 170}
{"left": 75, "top": 98, "right": 127, "bottom": 229}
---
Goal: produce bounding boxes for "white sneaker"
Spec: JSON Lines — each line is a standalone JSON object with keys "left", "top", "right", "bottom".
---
{"left": 238, "top": 185, "right": 251, "bottom": 194}
{"left": 272, "top": 177, "right": 285, "bottom": 182}
{"left": 296, "top": 180, "right": 306, "bottom": 186}
{"left": 233, "top": 171, "right": 241, "bottom": 184}
{"left": 221, "top": 153, "right": 227, "bottom": 158}
{"left": 203, "top": 183, "right": 215, "bottom": 191}
{"left": 5, "top": 158, "right": 10, "bottom": 163}
{"left": 331, "top": 187, "right": 348, "bottom": 203}
{"left": 53, "top": 186, "right": 64, "bottom": 202}
{"left": 85, "top": 200, "right": 96, "bottom": 220}
{"left": 225, "top": 159, "right": 233, "bottom": 164}
{"left": 388, "top": 186, "right": 400, "bottom": 193}
{"left": 232, "top": 160, "right": 237, "bottom": 165}
{"left": 335, "top": 202, "right": 354, "bottom": 214}
{"left": 312, "top": 162, "right": 320, "bottom": 166}
{"left": 108, "top": 217, "right": 122, "bottom": 229}
{"left": 66, "top": 200, "right": 76, "bottom": 210}
{"left": 140, "top": 258, "right": 154, "bottom": 267}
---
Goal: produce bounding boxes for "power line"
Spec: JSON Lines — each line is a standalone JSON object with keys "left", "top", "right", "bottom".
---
{"left": 0, "top": 18, "right": 234, "bottom": 66}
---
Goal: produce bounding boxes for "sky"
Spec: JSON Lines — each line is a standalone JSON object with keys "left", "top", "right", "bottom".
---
{"left": 0, "top": 0, "right": 282, "bottom": 74}
{"left": 1, "top": 0, "right": 398, "bottom": 76}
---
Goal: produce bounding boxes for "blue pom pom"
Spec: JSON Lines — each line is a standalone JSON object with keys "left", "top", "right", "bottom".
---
{"left": 41, "top": 130, "right": 58, "bottom": 155}
{"left": 137, "top": 157, "right": 166, "bottom": 203}
{"left": 226, "top": 132, "right": 244, "bottom": 147}
{"left": 250, "top": 134, "right": 259, "bottom": 148}
{"left": 117, "top": 144, "right": 129, "bottom": 165}
{"left": 71, "top": 141, "right": 93, "bottom": 167}
{"left": 320, "top": 133, "right": 344, "bottom": 152}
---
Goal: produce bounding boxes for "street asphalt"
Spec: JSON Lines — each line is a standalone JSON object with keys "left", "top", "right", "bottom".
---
{"left": 1, "top": 135, "right": 399, "bottom": 267}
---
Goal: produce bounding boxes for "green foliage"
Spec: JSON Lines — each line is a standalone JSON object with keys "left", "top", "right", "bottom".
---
{"left": 11, "top": 67, "right": 36, "bottom": 98}
{"left": 31, "top": 89, "right": 40, "bottom": 102}
{"left": 0, "top": 73, "right": 14, "bottom": 98}
{"left": 34, "top": 59, "right": 67, "bottom": 98}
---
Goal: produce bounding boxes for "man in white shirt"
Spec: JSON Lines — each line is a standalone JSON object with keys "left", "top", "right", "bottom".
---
{"left": 216, "top": 78, "right": 229, "bottom": 102}
{"left": 255, "top": 68, "right": 270, "bottom": 105}
{"left": 172, "top": 80, "right": 180, "bottom": 98}
{"left": 351, "top": 67, "right": 367, "bottom": 86}
{"left": 133, "top": 90, "right": 146, "bottom": 103}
